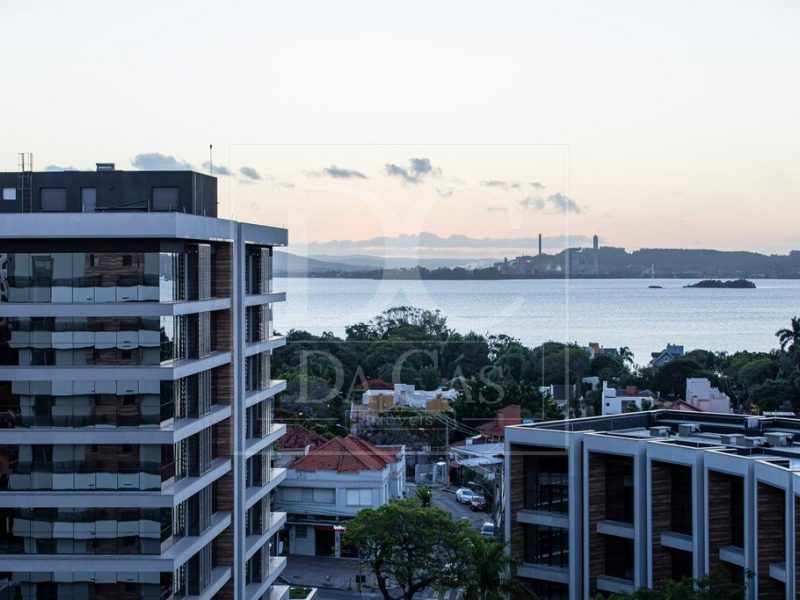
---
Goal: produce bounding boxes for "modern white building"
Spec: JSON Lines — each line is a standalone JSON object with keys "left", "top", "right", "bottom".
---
{"left": 274, "top": 436, "right": 405, "bottom": 557}
{"left": 601, "top": 382, "right": 656, "bottom": 415}
{"left": 0, "top": 166, "right": 288, "bottom": 599}
{"left": 349, "top": 383, "right": 458, "bottom": 431}
{"left": 505, "top": 410, "right": 800, "bottom": 599}
{"left": 685, "top": 378, "right": 732, "bottom": 413}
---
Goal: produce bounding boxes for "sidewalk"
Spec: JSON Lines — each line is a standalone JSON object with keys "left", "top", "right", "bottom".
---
{"left": 282, "top": 555, "right": 367, "bottom": 591}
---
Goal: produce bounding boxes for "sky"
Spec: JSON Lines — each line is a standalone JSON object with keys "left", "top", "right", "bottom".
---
{"left": 1, "top": 0, "right": 798, "bottom": 258}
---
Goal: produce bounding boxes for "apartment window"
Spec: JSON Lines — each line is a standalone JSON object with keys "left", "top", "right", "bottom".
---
{"left": 346, "top": 489, "right": 372, "bottom": 506}
{"left": 282, "top": 487, "right": 304, "bottom": 502}
{"left": 671, "top": 549, "right": 693, "bottom": 581}
{"left": 313, "top": 489, "right": 335, "bottom": 504}
{"left": 40, "top": 188, "right": 67, "bottom": 211}
{"left": 295, "top": 525, "right": 308, "bottom": 539}
{"left": 730, "top": 476, "right": 744, "bottom": 547}
{"left": 523, "top": 452, "right": 568, "bottom": 513}
{"left": 81, "top": 187, "right": 96, "bottom": 212}
{"left": 524, "top": 524, "right": 568, "bottom": 568}
{"left": 605, "top": 457, "right": 634, "bottom": 523}
{"left": 152, "top": 187, "right": 179, "bottom": 211}
{"left": 605, "top": 536, "right": 634, "bottom": 581}
{"left": 2, "top": 187, "right": 15, "bottom": 200}
{"left": 671, "top": 466, "right": 692, "bottom": 535}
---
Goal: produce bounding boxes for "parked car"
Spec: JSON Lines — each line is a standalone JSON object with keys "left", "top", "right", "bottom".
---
{"left": 455, "top": 488, "right": 474, "bottom": 504}
{"left": 470, "top": 495, "right": 486, "bottom": 511}
{"left": 480, "top": 521, "right": 495, "bottom": 536}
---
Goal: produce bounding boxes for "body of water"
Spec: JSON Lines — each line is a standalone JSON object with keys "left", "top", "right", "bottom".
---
{"left": 273, "top": 278, "right": 800, "bottom": 365}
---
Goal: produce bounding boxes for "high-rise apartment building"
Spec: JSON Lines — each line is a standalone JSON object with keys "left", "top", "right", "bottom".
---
{"left": 0, "top": 166, "right": 288, "bottom": 599}
{"left": 505, "top": 410, "right": 800, "bottom": 599}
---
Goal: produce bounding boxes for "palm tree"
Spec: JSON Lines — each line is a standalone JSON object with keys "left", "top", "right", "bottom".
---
{"left": 462, "top": 536, "right": 521, "bottom": 600}
{"left": 618, "top": 346, "right": 635, "bottom": 366}
{"left": 776, "top": 317, "right": 800, "bottom": 354}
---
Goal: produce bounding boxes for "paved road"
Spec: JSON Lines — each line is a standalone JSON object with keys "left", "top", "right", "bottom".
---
{"left": 316, "top": 589, "right": 461, "bottom": 600}
{"left": 409, "top": 483, "right": 489, "bottom": 531}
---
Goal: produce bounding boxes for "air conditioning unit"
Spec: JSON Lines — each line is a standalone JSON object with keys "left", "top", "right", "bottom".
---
{"left": 678, "top": 423, "right": 700, "bottom": 437}
{"left": 649, "top": 426, "right": 670, "bottom": 438}
{"left": 721, "top": 434, "right": 745, "bottom": 446}
{"left": 743, "top": 437, "right": 767, "bottom": 448}
{"left": 765, "top": 432, "right": 791, "bottom": 447}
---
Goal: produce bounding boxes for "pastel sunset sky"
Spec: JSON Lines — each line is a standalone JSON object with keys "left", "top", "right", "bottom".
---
{"left": 2, "top": 0, "right": 798, "bottom": 258}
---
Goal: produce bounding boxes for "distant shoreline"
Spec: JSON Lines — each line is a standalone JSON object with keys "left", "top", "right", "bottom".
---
{"left": 277, "top": 273, "right": 799, "bottom": 281}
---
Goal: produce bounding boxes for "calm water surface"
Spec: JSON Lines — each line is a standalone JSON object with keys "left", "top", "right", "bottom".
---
{"left": 274, "top": 278, "right": 800, "bottom": 365}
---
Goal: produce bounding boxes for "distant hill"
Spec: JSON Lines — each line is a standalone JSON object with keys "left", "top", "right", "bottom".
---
{"left": 274, "top": 252, "right": 499, "bottom": 276}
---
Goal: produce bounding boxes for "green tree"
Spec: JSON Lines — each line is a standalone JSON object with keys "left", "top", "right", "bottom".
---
{"left": 415, "top": 484, "right": 432, "bottom": 507}
{"left": 462, "top": 535, "right": 520, "bottom": 600}
{"left": 600, "top": 570, "right": 747, "bottom": 599}
{"left": 344, "top": 500, "right": 471, "bottom": 600}
{"left": 650, "top": 358, "right": 714, "bottom": 398}
{"left": 777, "top": 316, "right": 800, "bottom": 369}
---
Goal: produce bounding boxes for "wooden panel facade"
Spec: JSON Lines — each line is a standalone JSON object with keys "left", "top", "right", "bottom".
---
{"left": 757, "top": 483, "right": 785, "bottom": 599}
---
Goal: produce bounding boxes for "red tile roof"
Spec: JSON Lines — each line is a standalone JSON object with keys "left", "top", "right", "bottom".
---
{"left": 277, "top": 425, "right": 328, "bottom": 451}
{"left": 291, "top": 435, "right": 399, "bottom": 473}
{"left": 476, "top": 404, "right": 522, "bottom": 439}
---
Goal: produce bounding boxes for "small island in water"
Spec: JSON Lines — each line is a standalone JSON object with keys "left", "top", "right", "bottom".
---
{"left": 685, "top": 279, "right": 756, "bottom": 289}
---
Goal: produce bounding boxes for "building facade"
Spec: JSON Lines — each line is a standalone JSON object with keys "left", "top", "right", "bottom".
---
{"left": 505, "top": 410, "right": 800, "bottom": 599}
{"left": 274, "top": 436, "right": 405, "bottom": 557}
{"left": 0, "top": 167, "right": 288, "bottom": 599}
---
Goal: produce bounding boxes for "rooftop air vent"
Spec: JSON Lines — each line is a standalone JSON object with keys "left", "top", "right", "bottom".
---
{"left": 678, "top": 423, "right": 700, "bottom": 437}
{"left": 743, "top": 436, "right": 767, "bottom": 448}
{"left": 649, "top": 426, "right": 670, "bottom": 438}
{"left": 764, "top": 432, "right": 792, "bottom": 447}
{"left": 721, "top": 434, "right": 745, "bottom": 446}
{"left": 96, "top": 162, "right": 115, "bottom": 171}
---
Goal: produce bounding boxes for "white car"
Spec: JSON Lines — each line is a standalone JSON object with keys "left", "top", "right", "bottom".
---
{"left": 455, "top": 488, "right": 474, "bottom": 504}
{"left": 480, "top": 522, "right": 495, "bottom": 537}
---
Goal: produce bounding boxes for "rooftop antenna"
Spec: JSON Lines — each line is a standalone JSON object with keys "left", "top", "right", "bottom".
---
{"left": 208, "top": 144, "right": 213, "bottom": 176}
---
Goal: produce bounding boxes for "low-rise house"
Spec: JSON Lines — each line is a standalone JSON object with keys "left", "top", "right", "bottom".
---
{"left": 587, "top": 342, "right": 619, "bottom": 360}
{"left": 539, "top": 384, "right": 578, "bottom": 408}
{"left": 601, "top": 381, "right": 656, "bottom": 415}
{"left": 685, "top": 377, "right": 732, "bottom": 413}
{"left": 649, "top": 343, "right": 684, "bottom": 367}
{"left": 276, "top": 425, "right": 328, "bottom": 468}
{"left": 349, "top": 383, "right": 458, "bottom": 431}
{"left": 275, "top": 435, "right": 405, "bottom": 557}
{"left": 474, "top": 404, "right": 522, "bottom": 442}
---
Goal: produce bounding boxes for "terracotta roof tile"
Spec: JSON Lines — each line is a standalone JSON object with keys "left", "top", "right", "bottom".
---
{"left": 291, "top": 435, "right": 399, "bottom": 473}
{"left": 277, "top": 425, "right": 328, "bottom": 450}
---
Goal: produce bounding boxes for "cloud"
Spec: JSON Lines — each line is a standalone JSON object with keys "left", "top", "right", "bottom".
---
{"left": 436, "top": 187, "right": 454, "bottom": 198}
{"left": 518, "top": 196, "right": 545, "bottom": 210}
{"left": 274, "top": 182, "right": 295, "bottom": 190}
{"left": 309, "top": 165, "right": 367, "bottom": 179}
{"left": 487, "top": 205, "right": 508, "bottom": 212}
{"left": 516, "top": 193, "right": 582, "bottom": 213}
{"left": 481, "top": 180, "right": 522, "bottom": 190}
{"left": 530, "top": 181, "right": 546, "bottom": 189}
{"left": 131, "top": 152, "right": 192, "bottom": 170}
{"left": 44, "top": 165, "right": 78, "bottom": 172}
{"left": 239, "top": 166, "right": 262, "bottom": 181}
{"left": 384, "top": 157, "right": 440, "bottom": 184}
{"left": 547, "top": 192, "right": 582, "bottom": 213}
{"left": 305, "top": 232, "right": 593, "bottom": 253}
{"left": 201, "top": 161, "right": 232, "bottom": 176}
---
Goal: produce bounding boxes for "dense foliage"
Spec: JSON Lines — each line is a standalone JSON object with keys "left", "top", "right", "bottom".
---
{"left": 600, "top": 570, "right": 748, "bottom": 599}
{"left": 273, "top": 308, "right": 800, "bottom": 437}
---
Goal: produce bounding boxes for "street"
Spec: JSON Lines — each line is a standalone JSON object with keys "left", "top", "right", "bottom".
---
{"left": 408, "top": 483, "right": 490, "bottom": 532}
{"left": 316, "top": 589, "right": 461, "bottom": 600}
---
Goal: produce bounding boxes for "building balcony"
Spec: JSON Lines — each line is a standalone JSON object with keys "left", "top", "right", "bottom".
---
{"left": 596, "top": 520, "right": 635, "bottom": 540}
{"left": 181, "top": 566, "right": 232, "bottom": 600}
{"left": 245, "top": 336, "right": 286, "bottom": 357}
{"left": 268, "top": 585, "right": 291, "bottom": 600}
{"left": 0, "top": 351, "right": 232, "bottom": 381}
{"left": 596, "top": 575, "right": 635, "bottom": 595}
{"left": 246, "top": 468, "right": 287, "bottom": 509}
{"left": 660, "top": 531, "right": 693, "bottom": 552}
{"left": 245, "top": 557, "right": 287, "bottom": 600}
{"left": 0, "top": 297, "right": 231, "bottom": 318}
{"left": 769, "top": 562, "right": 787, "bottom": 583}
{"left": 517, "top": 563, "right": 569, "bottom": 584}
{"left": 245, "top": 380, "right": 287, "bottom": 408}
{"left": 245, "top": 512, "right": 287, "bottom": 560}
{"left": 245, "top": 424, "right": 287, "bottom": 459}
{"left": 516, "top": 509, "right": 569, "bottom": 529}
{"left": 0, "top": 511, "right": 231, "bottom": 572}
{"left": 0, "top": 405, "right": 231, "bottom": 445}
{"left": 245, "top": 292, "right": 286, "bottom": 307}
{"left": 719, "top": 545, "right": 745, "bottom": 568}
{"left": 0, "top": 457, "right": 231, "bottom": 508}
